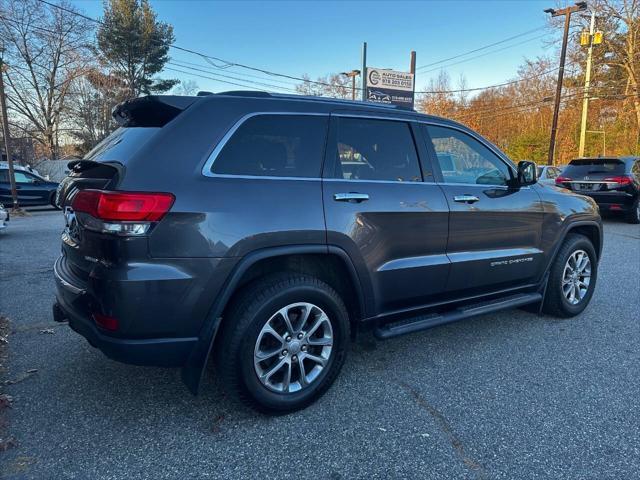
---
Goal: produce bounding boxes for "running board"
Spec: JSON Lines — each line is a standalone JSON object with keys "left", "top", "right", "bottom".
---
{"left": 373, "top": 292, "right": 542, "bottom": 340}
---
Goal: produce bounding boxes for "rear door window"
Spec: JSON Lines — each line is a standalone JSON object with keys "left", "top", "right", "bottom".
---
{"left": 328, "top": 117, "right": 422, "bottom": 182}
{"left": 211, "top": 115, "right": 328, "bottom": 178}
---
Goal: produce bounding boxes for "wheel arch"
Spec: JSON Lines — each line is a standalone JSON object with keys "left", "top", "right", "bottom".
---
{"left": 538, "top": 219, "right": 602, "bottom": 310}
{"left": 181, "top": 244, "right": 367, "bottom": 394}
{"left": 567, "top": 223, "right": 602, "bottom": 259}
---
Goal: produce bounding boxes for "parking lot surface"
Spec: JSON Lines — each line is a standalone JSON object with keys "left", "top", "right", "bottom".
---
{"left": 0, "top": 210, "right": 639, "bottom": 479}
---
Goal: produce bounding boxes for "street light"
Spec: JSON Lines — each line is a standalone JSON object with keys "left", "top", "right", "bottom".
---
{"left": 340, "top": 70, "right": 361, "bottom": 101}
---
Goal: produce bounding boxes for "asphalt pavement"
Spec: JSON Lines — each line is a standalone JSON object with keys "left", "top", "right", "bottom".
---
{"left": 0, "top": 210, "right": 639, "bottom": 479}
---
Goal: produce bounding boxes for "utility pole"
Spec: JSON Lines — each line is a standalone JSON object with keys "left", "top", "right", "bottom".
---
{"left": 0, "top": 48, "right": 19, "bottom": 212}
{"left": 410, "top": 51, "right": 416, "bottom": 109}
{"left": 578, "top": 11, "right": 600, "bottom": 157}
{"left": 545, "top": 2, "right": 588, "bottom": 165}
{"left": 361, "top": 42, "right": 367, "bottom": 102}
{"left": 341, "top": 70, "right": 361, "bottom": 101}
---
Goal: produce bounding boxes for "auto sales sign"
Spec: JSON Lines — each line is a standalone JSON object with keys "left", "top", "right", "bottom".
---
{"left": 366, "top": 68, "right": 415, "bottom": 108}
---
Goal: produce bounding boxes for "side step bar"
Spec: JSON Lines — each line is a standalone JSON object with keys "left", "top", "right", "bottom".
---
{"left": 373, "top": 293, "right": 542, "bottom": 340}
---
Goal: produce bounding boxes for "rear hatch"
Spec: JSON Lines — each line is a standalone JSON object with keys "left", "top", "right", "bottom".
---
{"left": 57, "top": 95, "right": 198, "bottom": 283}
{"left": 557, "top": 158, "right": 629, "bottom": 193}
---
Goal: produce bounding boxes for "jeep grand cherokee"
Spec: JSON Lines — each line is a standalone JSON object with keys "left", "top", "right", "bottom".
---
{"left": 53, "top": 92, "right": 602, "bottom": 413}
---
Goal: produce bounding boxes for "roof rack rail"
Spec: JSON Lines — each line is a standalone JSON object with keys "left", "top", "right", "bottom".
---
{"left": 214, "top": 90, "right": 416, "bottom": 112}
{"left": 216, "top": 90, "right": 273, "bottom": 98}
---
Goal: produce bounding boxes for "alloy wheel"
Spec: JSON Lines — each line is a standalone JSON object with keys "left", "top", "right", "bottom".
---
{"left": 253, "top": 302, "right": 333, "bottom": 393}
{"left": 561, "top": 250, "right": 591, "bottom": 305}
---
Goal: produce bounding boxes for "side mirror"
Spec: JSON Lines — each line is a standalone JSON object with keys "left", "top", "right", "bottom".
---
{"left": 517, "top": 160, "right": 538, "bottom": 186}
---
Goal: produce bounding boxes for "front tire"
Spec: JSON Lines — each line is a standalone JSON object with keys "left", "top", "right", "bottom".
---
{"left": 216, "top": 273, "right": 350, "bottom": 414}
{"left": 542, "top": 233, "right": 598, "bottom": 317}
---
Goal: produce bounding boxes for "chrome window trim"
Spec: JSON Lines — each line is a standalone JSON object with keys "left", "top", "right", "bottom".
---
{"left": 205, "top": 173, "right": 320, "bottom": 182}
{"left": 200, "top": 110, "right": 520, "bottom": 190}
{"left": 332, "top": 112, "right": 421, "bottom": 122}
{"left": 331, "top": 113, "right": 519, "bottom": 187}
{"left": 323, "top": 178, "right": 427, "bottom": 185}
{"left": 201, "top": 112, "right": 329, "bottom": 178}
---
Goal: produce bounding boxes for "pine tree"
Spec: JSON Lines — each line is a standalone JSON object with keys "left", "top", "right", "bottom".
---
{"left": 97, "top": 0, "right": 178, "bottom": 98}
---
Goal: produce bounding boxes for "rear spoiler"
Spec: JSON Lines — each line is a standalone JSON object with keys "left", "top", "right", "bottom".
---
{"left": 112, "top": 95, "right": 199, "bottom": 127}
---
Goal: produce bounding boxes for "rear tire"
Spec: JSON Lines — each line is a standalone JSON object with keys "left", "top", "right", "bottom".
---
{"left": 542, "top": 233, "right": 597, "bottom": 318}
{"left": 626, "top": 198, "right": 640, "bottom": 224}
{"left": 216, "top": 273, "right": 350, "bottom": 414}
{"left": 50, "top": 192, "right": 61, "bottom": 210}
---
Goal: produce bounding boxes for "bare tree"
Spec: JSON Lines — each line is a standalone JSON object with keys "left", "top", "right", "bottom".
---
{"left": 172, "top": 79, "right": 199, "bottom": 96}
{"left": 417, "top": 70, "right": 457, "bottom": 117}
{"left": 591, "top": 0, "right": 640, "bottom": 129}
{"left": 296, "top": 73, "right": 351, "bottom": 99}
{"left": 0, "top": 0, "right": 91, "bottom": 159}
{"left": 68, "top": 68, "right": 127, "bottom": 155}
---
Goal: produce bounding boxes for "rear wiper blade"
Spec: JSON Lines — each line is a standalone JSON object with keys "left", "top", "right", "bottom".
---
{"left": 587, "top": 170, "right": 608, "bottom": 174}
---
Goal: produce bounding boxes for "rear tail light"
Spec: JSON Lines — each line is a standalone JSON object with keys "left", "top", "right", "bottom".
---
{"left": 92, "top": 312, "right": 119, "bottom": 331}
{"left": 603, "top": 176, "right": 632, "bottom": 186}
{"left": 72, "top": 189, "right": 174, "bottom": 235}
{"left": 555, "top": 176, "right": 572, "bottom": 185}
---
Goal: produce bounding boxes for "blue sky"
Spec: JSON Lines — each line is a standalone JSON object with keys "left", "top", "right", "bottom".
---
{"left": 70, "top": 0, "right": 565, "bottom": 94}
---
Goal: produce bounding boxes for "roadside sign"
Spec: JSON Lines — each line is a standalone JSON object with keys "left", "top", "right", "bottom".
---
{"left": 365, "top": 67, "right": 415, "bottom": 108}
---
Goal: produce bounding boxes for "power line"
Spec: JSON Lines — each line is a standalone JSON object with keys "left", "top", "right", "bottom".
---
{"left": 34, "top": 0, "right": 350, "bottom": 92}
{"left": 164, "top": 67, "right": 271, "bottom": 93}
{"left": 167, "top": 61, "right": 299, "bottom": 93}
{"left": 415, "top": 67, "right": 562, "bottom": 94}
{"left": 33, "top": 0, "right": 568, "bottom": 97}
{"left": 417, "top": 34, "right": 548, "bottom": 75}
{"left": 416, "top": 26, "right": 547, "bottom": 71}
{"left": 30, "top": 0, "right": 613, "bottom": 99}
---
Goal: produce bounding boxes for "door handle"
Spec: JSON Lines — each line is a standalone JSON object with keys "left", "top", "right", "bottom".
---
{"left": 334, "top": 192, "right": 369, "bottom": 203}
{"left": 453, "top": 194, "right": 480, "bottom": 204}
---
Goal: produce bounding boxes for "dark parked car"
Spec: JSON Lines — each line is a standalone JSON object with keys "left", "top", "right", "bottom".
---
{"left": 0, "top": 166, "right": 60, "bottom": 208}
{"left": 555, "top": 157, "right": 639, "bottom": 224}
{"left": 53, "top": 92, "right": 602, "bottom": 413}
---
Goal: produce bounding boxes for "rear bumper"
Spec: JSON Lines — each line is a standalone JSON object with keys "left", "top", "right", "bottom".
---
{"left": 53, "top": 255, "right": 198, "bottom": 367}
{"left": 577, "top": 191, "right": 636, "bottom": 211}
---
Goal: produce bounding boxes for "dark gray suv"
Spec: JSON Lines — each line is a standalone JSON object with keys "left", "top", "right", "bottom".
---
{"left": 53, "top": 92, "right": 602, "bottom": 413}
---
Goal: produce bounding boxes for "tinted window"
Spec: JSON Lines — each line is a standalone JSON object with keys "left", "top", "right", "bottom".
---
{"left": 85, "top": 127, "right": 160, "bottom": 163}
{"left": 212, "top": 115, "right": 328, "bottom": 178}
{"left": 425, "top": 126, "right": 511, "bottom": 186}
{"left": 563, "top": 159, "right": 626, "bottom": 177}
{"left": 331, "top": 118, "right": 422, "bottom": 182}
{"left": 0, "top": 170, "right": 8, "bottom": 182}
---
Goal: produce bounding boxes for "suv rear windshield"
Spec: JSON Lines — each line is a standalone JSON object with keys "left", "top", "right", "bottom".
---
{"left": 563, "top": 159, "right": 626, "bottom": 176}
{"left": 84, "top": 127, "right": 160, "bottom": 163}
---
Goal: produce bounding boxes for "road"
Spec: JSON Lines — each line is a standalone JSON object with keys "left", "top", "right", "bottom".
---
{"left": 0, "top": 210, "right": 639, "bottom": 479}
